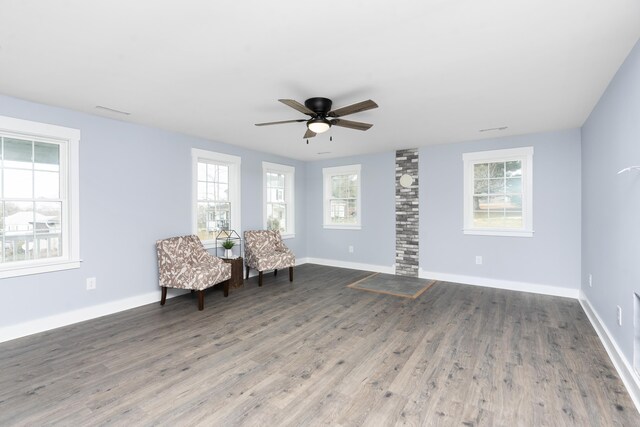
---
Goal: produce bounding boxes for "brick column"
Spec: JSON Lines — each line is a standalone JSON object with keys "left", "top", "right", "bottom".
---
{"left": 395, "top": 148, "right": 419, "bottom": 277}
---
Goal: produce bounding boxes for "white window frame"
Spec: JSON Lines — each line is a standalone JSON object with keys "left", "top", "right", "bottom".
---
{"left": 0, "top": 115, "right": 80, "bottom": 278}
{"left": 323, "top": 164, "right": 362, "bottom": 230}
{"left": 262, "top": 161, "right": 295, "bottom": 239}
{"left": 463, "top": 146, "right": 533, "bottom": 237}
{"left": 191, "top": 149, "right": 241, "bottom": 248}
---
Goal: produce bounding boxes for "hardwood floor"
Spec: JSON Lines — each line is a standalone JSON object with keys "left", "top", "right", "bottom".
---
{"left": 0, "top": 264, "right": 637, "bottom": 426}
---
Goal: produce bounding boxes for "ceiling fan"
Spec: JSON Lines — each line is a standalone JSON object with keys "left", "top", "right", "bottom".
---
{"left": 255, "top": 97, "right": 378, "bottom": 140}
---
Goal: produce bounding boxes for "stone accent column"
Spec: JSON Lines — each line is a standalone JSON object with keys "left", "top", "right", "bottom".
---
{"left": 395, "top": 148, "right": 419, "bottom": 277}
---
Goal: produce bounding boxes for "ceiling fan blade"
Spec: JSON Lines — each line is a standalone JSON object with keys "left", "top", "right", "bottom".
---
{"left": 330, "top": 119, "right": 373, "bottom": 131}
{"left": 328, "top": 99, "right": 378, "bottom": 117}
{"left": 303, "top": 128, "right": 317, "bottom": 138}
{"left": 279, "top": 99, "right": 316, "bottom": 116}
{"left": 255, "top": 119, "right": 307, "bottom": 126}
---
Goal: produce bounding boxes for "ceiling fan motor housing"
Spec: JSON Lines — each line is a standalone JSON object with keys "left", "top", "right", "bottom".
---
{"left": 304, "top": 97, "right": 332, "bottom": 116}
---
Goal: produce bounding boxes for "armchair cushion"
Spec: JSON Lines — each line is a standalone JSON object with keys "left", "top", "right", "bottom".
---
{"left": 156, "top": 235, "right": 231, "bottom": 291}
{"left": 244, "top": 230, "right": 295, "bottom": 272}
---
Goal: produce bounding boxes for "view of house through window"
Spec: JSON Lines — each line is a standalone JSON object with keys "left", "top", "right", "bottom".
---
{"left": 265, "top": 172, "right": 286, "bottom": 231}
{"left": 192, "top": 149, "right": 241, "bottom": 246}
{"left": 323, "top": 164, "right": 361, "bottom": 229}
{"left": 330, "top": 174, "right": 358, "bottom": 224}
{"left": 472, "top": 160, "right": 523, "bottom": 228}
{"left": 196, "top": 162, "right": 231, "bottom": 241}
{"left": 263, "top": 162, "right": 294, "bottom": 237}
{"left": 463, "top": 147, "right": 533, "bottom": 237}
{"left": 1, "top": 137, "right": 62, "bottom": 264}
{"left": 0, "top": 115, "right": 79, "bottom": 279}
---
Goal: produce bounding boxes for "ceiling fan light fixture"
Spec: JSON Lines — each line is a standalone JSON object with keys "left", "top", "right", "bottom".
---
{"left": 307, "top": 118, "right": 331, "bottom": 134}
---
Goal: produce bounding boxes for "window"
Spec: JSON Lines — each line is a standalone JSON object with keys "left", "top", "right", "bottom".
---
{"left": 463, "top": 146, "right": 533, "bottom": 237}
{"left": 0, "top": 115, "right": 80, "bottom": 278}
{"left": 323, "top": 164, "right": 361, "bottom": 229}
{"left": 263, "top": 162, "right": 295, "bottom": 237}
{"left": 192, "top": 149, "right": 240, "bottom": 246}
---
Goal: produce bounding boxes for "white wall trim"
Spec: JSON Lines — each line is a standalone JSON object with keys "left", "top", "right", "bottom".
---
{"left": 579, "top": 290, "right": 640, "bottom": 413}
{"left": 418, "top": 268, "right": 579, "bottom": 299}
{"left": 0, "top": 289, "right": 186, "bottom": 344}
{"left": 303, "top": 257, "right": 395, "bottom": 274}
{"left": 296, "top": 257, "right": 310, "bottom": 265}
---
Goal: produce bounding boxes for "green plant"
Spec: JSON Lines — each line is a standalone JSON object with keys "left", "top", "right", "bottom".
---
{"left": 267, "top": 217, "right": 281, "bottom": 232}
{"left": 222, "top": 239, "right": 235, "bottom": 250}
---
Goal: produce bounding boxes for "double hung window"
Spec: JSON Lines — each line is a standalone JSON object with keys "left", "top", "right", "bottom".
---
{"left": 0, "top": 115, "right": 80, "bottom": 278}
{"left": 463, "top": 147, "right": 533, "bottom": 237}
{"left": 192, "top": 149, "right": 241, "bottom": 246}
{"left": 323, "top": 164, "right": 361, "bottom": 229}
{"left": 263, "top": 162, "right": 294, "bottom": 237}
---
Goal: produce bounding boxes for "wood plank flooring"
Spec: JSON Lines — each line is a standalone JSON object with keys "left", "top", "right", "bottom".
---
{"left": 0, "top": 264, "right": 637, "bottom": 426}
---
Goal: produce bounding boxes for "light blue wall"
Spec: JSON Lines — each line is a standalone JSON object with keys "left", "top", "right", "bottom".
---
{"left": 305, "top": 152, "right": 396, "bottom": 267}
{"left": 0, "top": 94, "right": 307, "bottom": 327}
{"left": 420, "top": 129, "right": 582, "bottom": 289}
{"left": 582, "top": 39, "right": 640, "bottom": 361}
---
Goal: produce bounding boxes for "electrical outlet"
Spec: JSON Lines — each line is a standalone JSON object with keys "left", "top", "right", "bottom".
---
{"left": 588, "top": 274, "right": 592, "bottom": 287}
{"left": 86, "top": 277, "right": 96, "bottom": 290}
{"left": 475, "top": 256, "right": 483, "bottom": 265}
{"left": 617, "top": 305, "right": 622, "bottom": 326}
{"left": 348, "top": 245, "right": 354, "bottom": 253}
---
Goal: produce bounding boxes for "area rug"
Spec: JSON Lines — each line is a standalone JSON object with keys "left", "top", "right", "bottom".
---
{"left": 347, "top": 272, "right": 436, "bottom": 299}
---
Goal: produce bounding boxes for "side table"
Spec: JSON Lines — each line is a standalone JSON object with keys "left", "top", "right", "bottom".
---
{"left": 223, "top": 257, "right": 244, "bottom": 290}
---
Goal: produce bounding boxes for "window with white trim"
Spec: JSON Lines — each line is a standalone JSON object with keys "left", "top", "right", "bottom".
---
{"left": 0, "top": 115, "right": 80, "bottom": 278}
{"left": 192, "top": 149, "right": 241, "bottom": 246}
{"left": 463, "top": 146, "right": 533, "bottom": 237}
{"left": 323, "top": 164, "right": 361, "bottom": 229}
{"left": 263, "top": 162, "right": 294, "bottom": 237}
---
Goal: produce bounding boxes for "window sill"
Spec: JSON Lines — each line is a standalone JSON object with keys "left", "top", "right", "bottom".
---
{"left": 463, "top": 229, "right": 534, "bottom": 237}
{"left": 323, "top": 224, "right": 362, "bottom": 230}
{"left": 202, "top": 241, "right": 217, "bottom": 249}
{"left": 281, "top": 234, "right": 295, "bottom": 240}
{"left": 0, "top": 259, "right": 81, "bottom": 279}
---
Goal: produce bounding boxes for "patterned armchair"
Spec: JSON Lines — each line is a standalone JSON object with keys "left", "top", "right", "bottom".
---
{"left": 156, "top": 235, "right": 232, "bottom": 311}
{"left": 244, "top": 230, "right": 295, "bottom": 287}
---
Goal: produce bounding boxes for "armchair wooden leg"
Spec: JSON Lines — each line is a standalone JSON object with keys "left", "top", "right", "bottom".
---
{"left": 274, "top": 269, "right": 278, "bottom": 276}
{"left": 223, "top": 280, "right": 229, "bottom": 297}
{"left": 161, "top": 287, "right": 167, "bottom": 305}
{"left": 197, "top": 290, "right": 205, "bottom": 311}
{"left": 258, "top": 271, "right": 263, "bottom": 287}
{"left": 246, "top": 265, "right": 250, "bottom": 279}
{"left": 289, "top": 266, "right": 293, "bottom": 282}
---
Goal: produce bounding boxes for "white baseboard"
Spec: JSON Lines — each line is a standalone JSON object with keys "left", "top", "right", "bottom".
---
{"left": 0, "top": 288, "right": 186, "bottom": 344}
{"left": 579, "top": 290, "right": 640, "bottom": 412}
{"left": 303, "top": 257, "right": 395, "bottom": 274}
{"left": 418, "top": 268, "right": 579, "bottom": 299}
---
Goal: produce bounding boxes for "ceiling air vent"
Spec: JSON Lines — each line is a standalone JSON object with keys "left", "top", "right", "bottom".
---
{"left": 479, "top": 126, "right": 508, "bottom": 132}
{"left": 95, "top": 105, "right": 131, "bottom": 116}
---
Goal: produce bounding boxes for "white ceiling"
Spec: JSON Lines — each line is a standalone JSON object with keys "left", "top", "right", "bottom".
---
{"left": 1, "top": 1, "right": 639, "bottom": 161}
